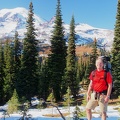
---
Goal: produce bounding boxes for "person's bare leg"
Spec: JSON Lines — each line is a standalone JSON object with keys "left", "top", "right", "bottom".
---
{"left": 101, "top": 112, "right": 106, "bottom": 120}
{"left": 86, "top": 108, "right": 92, "bottom": 120}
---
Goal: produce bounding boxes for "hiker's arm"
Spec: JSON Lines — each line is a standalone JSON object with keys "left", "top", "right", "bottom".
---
{"left": 106, "top": 83, "right": 112, "bottom": 98}
{"left": 87, "top": 81, "right": 92, "bottom": 101}
{"left": 106, "top": 72, "right": 113, "bottom": 99}
{"left": 104, "top": 83, "right": 112, "bottom": 103}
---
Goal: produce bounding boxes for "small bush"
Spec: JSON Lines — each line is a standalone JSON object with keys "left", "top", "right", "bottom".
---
{"left": 7, "top": 89, "right": 20, "bottom": 114}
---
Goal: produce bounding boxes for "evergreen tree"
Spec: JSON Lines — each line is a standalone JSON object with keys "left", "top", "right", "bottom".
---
{"left": 13, "top": 31, "right": 21, "bottom": 89}
{"left": 65, "top": 16, "right": 78, "bottom": 98}
{"left": 79, "top": 56, "right": 85, "bottom": 82}
{"left": 38, "top": 58, "right": 50, "bottom": 100}
{"left": 8, "top": 89, "right": 20, "bottom": 114}
{"left": 111, "top": 0, "right": 120, "bottom": 97}
{"left": 84, "top": 59, "right": 90, "bottom": 80}
{"left": 48, "top": 0, "right": 66, "bottom": 101}
{"left": 80, "top": 38, "right": 98, "bottom": 89}
{"left": 89, "top": 38, "right": 98, "bottom": 71}
{"left": 18, "top": 2, "right": 39, "bottom": 100}
{"left": 78, "top": 57, "right": 88, "bottom": 90}
{"left": 3, "top": 40, "right": 14, "bottom": 102}
{"left": 82, "top": 58, "right": 91, "bottom": 89}
{"left": 76, "top": 61, "right": 81, "bottom": 83}
{"left": 63, "top": 87, "right": 73, "bottom": 109}
{"left": 0, "top": 42, "right": 4, "bottom": 105}
{"left": 47, "top": 89, "right": 55, "bottom": 103}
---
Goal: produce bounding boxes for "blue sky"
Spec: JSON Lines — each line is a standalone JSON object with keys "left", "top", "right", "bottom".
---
{"left": 0, "top": 0, "right": 118, "bottom": 30}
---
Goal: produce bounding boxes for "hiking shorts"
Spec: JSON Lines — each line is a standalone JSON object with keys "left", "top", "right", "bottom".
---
{"left": 86, "top": 92, "right": 108, "bottom": 112}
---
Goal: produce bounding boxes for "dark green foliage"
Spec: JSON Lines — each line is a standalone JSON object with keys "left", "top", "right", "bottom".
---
{"left": 13, "top": 31, "right": 21, "bottom": 89}
{"left": 14, "top": 31, "right": 21, "bottom": 66}
{"left": 65, "top": 16, "right": 79, "bottom": 98}
{"left": 111, "top": 0, "right": 120, "bottom": 97}
{"left": 76, "top": 61, "right": 81, "bottom": 83}
{"left": 89, "top": 38, "right": 98, "bottom": 71}
{"left": 47, "top": 0, "right": 66, "bottom": 101}
{"left": 79, "top": 57, "right": 86, "bottom": 82}
{"left": 18, "top": 2, "right": 39, "bottom": 100}
{"left": 0, "top": 42, "right": 4, "bottom": 104}
{"left": 81, "top": 38, "right": 98, "bottom": 88}
{"left": 38, "top": 58, "right": 50, "bottom": 100}
{"left": 83, "top": 59, "right": 90, "bottom": 80}
{"left": 82, "top": 58, "right": 91, "bottom": 89}
{"left": 3, "top": 40, "right": 14, "bottom": 102}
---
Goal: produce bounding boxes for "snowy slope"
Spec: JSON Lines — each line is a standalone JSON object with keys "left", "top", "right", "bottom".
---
{"left": 0, "top": 105, "right": 119, "bottom": 120}
{"left": 0, "top": 7, "right": 114, "bottom": 50}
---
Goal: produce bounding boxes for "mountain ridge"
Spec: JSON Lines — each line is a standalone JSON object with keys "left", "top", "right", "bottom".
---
{"left": 0, "top": 7, "right": 114, "bottom": 51}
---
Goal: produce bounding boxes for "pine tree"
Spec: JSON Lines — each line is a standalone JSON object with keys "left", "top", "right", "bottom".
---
{"left": 89, "top": 38, "right": 98, "bottom": 71}
{"left": 7, "top": 89, "right": 20, "bottom": 114}
{"left": 3, "top": 40, "right": 14, "bottom": 102}
{"left": 81, "top": 38, "right": 98, "bottom": 89}
{"left": 111, "top": 0, "right": 120, "bottom": 97}
{"left": 76, "top": 61, "right": 81, "bottom": 83}
{"left": 47, "top": 0, "right": 66, "bottom": 101}
{"left": 38, "top": 58, "right": 50, "bottom": 100}
{"left": 82, "top": 58, "right": 91, "bottom": 89}
{"left": 84, "top": 59, "right": 90, "bottom": 77}
{"left": 63, "top": 86, "right": 73, "bottom": 107}
{"left": 18, "top": 2, "right": 39, "bottom": 100}
{"left": 65, "top": 15, "right": 78, "bottom": 98}
{"left": 13, "top": 31, "right": 21, "bottom": 89}
{"left": 0, "top": 42, "right": 4, "bottom": 105}
{"left": 79, "top": 57, "right": 85, "bottom": 82}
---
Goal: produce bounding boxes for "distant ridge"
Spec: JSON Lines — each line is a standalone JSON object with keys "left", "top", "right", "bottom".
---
{"left": 0, "top": 7, "right": 114, "bottom": 50}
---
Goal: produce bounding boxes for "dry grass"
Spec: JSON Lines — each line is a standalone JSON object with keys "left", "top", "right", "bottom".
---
{"left": 75, "top": 45, "right": 93, "bottom": 56}
{"left": 38, "top": 45, "right": 97, "bottom": 56}
{"left": 43, "top": 113, "right": 70, "bottom": 117}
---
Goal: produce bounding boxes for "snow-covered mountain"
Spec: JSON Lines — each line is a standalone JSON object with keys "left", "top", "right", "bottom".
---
{"left": 0, "top": 7, "right": 114, "bottom": 50}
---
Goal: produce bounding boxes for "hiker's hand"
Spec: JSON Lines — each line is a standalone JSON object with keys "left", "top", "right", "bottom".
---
{"left": 87, "top": 94, "right": 91, "bottom": 101}
{"left": 104, "top": 96, "right": 109, "bottom": 103}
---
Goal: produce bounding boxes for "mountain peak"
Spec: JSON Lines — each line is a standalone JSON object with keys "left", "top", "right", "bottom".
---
{"left": 0, "top": 7, "right": 28, "bottom": 18}
{"left": 0, "top": 7, "right": 114, "bottom": 51}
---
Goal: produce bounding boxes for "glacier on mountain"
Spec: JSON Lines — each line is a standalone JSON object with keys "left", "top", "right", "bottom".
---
{"left": 0, "top": 7, "right": 114, "bottom": 50}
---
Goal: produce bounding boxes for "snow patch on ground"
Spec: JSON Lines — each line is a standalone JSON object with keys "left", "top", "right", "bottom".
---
{"left": 0, "top": 105, "right": 119, "bottom": 120}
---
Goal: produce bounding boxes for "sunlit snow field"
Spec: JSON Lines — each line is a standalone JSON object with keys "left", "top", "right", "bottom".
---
{"left": 0, "top": 105, "right": 120, "bottom": 120}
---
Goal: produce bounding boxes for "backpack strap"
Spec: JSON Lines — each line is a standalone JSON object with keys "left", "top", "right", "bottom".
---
{"left": 104, "top": 70, "right": 108, "bottom": 87}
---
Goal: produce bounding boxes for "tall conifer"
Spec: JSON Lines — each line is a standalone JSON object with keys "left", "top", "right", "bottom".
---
{"left": 111, "top": 0, "right": 120, "bottom": 96}
{"left": 13, "top": 31, "right": 21, "bottom": 89}
{"left": 65, "top": 16, "right": 78, "bottom": 98}
{"left": 0, "top": 42, "right": 4, "bottom": 104}
{"left": 3, "top": 40, "right": 14, "bottom": 102}
{"left": 48, "top": 0, "right": 66, "bottom": 101}
{"left": 18, "top": 2, "right": 39, "bottom": 100}
{"left": 38, "top": 59, "right": 50, "bottom": 100}
{"left": 89, "top": 38, "right": 98, "bottom": 71}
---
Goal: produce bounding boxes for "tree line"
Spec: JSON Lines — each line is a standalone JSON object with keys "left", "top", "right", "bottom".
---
{"left": 0, "top": 0, "right": 120, "bottom": 105}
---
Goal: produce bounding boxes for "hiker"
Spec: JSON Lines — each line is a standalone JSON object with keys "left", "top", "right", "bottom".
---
{"left": 86, "top": 56, "right": 112, "bottom": 120}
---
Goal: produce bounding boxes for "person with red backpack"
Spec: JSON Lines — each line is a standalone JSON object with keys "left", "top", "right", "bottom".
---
{"left": 86, "top": 56, "right": 112, "bottom": 120}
